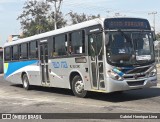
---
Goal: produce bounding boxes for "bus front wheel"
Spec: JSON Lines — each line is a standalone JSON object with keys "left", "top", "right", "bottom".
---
{"left": 22, "top": 74, "right": 30, "bottom": 90}
{"left": 72, "top": 75, "right": 87, "bottom": 98}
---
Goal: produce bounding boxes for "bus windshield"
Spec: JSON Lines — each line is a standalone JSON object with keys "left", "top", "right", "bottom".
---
{"left": 106, "top": 31, "right": 155, "bottom": 66}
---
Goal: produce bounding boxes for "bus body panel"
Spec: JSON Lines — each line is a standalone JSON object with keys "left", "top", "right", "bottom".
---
{"left": 4, "top": 57, "right": 93, "bottom": 91}
{"left": 4, "top": 60, "right": 41, "bottom": 85}
{"left": 48, "top": 57, "right": 92, "bottom": 90}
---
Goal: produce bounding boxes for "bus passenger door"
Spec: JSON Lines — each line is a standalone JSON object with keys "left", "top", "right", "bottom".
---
{"left": 88, "top": 33, "right": 105, "bottom": 90}
{"left": 39, "top": 42, "right": 50, "bottom": 85}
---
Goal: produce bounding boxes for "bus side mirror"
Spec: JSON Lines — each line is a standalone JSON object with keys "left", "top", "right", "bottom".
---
{"left": 152, "top": 31, "right": 156, "bottom": 41}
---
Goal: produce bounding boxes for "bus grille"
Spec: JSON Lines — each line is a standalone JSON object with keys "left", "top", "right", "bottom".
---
{"left": 123, "top": 74, "right": 146, "bottom": 79}
{"left": 127, "top": 80, "right": 145, "bottom": 86}
{"left": 126, "top": 67, "right": 150, "bottom": 74}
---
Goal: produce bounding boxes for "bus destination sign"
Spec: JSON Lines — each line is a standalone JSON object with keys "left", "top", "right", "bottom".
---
{"left": 104, "top": 18, "right": 151, "bottom": 30}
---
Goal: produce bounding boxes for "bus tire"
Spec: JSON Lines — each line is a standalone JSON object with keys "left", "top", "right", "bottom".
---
{"left": 72, "top": 75, "right": 87, "bottom": 98}
{"left": 22, "top": 74, "right": 30, "bottom": 90}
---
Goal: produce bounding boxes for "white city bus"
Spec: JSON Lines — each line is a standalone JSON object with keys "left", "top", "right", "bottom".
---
{"left": 3, "top": 17, "right": 157, "bottom": 97}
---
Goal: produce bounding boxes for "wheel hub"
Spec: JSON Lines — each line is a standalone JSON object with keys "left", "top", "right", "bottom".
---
{"left": 75, "top": 80, "right": 84, "bottom": 93}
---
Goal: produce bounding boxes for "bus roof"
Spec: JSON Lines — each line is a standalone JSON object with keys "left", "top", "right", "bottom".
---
{"left": 4, "top": 17, "right": 150, "bottom": 47}
{"left": 4, "top": 18, "right": 105, "bottom": 47}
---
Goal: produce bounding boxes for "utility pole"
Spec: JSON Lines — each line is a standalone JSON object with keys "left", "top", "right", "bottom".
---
{"left": 47, "top": 0, "right": 63, "bottom": 30}
{"left": 148, "top": 12, "right": 158, "bottom": 62}
{"left": 148, "top": 12, "right": 157, "bottom": 31}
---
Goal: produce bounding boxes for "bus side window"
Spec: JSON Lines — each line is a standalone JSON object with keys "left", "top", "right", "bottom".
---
{"left": 20, "top": 43, "right": 28, "bottom": 59}
{"left": 12, "top": 45, "right": 19, "bottom": 60}
{"left": 70, "top": 30, "right": 85, "bottom": 55}
{"left": 4, "top": 47, "right": 11, "bottom": 61}
{"left": 29, "top": 41, "right": 38, "bottom": 59}
{"left": 52, "top": 37, "right": 58, "bottom": 57}
{"left": 54, "top": 34, "right": 67, "bottom": 57}
{"left": 48, "top": 37, "right": 54, "bottom": 58}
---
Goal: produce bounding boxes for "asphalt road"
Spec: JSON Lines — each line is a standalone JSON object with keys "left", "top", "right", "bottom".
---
{"left": 0, "top": 74, "right": 160, "bottom": 121}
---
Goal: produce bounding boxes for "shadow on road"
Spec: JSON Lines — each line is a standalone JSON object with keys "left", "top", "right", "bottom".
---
{"left": 11, "top": 84, "right": 73, "bottom": 96}
{"left": 87, "top": 87, "right": 160, "bottom": 102}
{"left": 11, "top": 84, "right": 160, "bottom": 103}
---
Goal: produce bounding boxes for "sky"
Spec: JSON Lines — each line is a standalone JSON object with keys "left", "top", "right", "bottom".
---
{"left": 0, "top": 0, "right": 160, "bottom": 46}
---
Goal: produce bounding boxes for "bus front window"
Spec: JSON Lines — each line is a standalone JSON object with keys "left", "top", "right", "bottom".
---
{"left": 106, "top": 31, "right": 155, "bottom": 66}
{"left": 132, "top": 32, "right": 154, "bottom": 62}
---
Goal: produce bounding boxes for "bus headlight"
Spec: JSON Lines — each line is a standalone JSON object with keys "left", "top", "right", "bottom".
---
{"left": 108, "top": 70, "right": 124, "bottom": 81}
{"left": 148, "top": 68, "right": 157, "bottom": 77}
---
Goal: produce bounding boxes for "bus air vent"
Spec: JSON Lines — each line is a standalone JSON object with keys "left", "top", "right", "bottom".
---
{"left": 127, "top": 80, "right": 145, "bottom": 86}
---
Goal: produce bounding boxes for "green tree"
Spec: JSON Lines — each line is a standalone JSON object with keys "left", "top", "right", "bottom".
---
{"left": 17, "top": 0, "right": 50, "bottom": 37}
{"left": 17, "top": 0, "right": 66, "bottom": 37}
{"left": 18, "top": 0, "right": 100, "bottom": 38}
{"left": 68, "top": 12, "right": 100, "bottom": 24}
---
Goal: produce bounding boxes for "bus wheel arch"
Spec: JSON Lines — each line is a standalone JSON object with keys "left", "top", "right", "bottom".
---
{"left": 69, "top": 72, "right": 87, "bottom": 98}
{"left": 21, "top": 72, "right": 30, "bottom": 90}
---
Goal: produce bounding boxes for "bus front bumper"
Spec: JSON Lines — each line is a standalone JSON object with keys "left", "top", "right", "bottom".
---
{"left": 106, "top": 76, "right": 157, "bottom": 93}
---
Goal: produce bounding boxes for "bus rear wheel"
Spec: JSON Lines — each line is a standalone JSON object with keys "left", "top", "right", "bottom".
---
{"left": 22, "top": 74, "right": 30, "bottom": 90}
{"left": 72, "top": 75, "right": 87, "bottom": 98}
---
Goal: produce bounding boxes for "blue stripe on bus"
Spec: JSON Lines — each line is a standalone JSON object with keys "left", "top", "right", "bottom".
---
{"left": 4, "top": 60, "right": 38, "bottom": 78}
